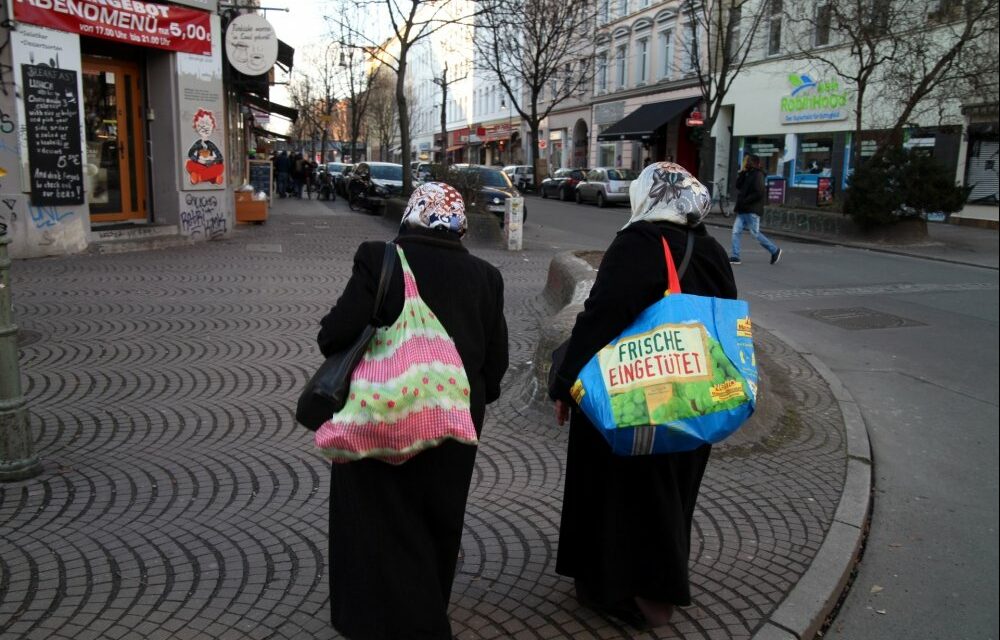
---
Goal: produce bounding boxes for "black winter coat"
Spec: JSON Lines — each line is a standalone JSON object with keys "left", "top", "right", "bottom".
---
{"left": 548, "top": 220, "right": 737, "bottom": 609}
{"left": 735, "top": 167, "right": 766, "bottom": 215}
{"left": 316, "top": 226, "right": 508, "bottom": 639}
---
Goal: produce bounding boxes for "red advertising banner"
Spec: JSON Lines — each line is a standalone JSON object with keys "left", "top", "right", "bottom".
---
{"left": 12, "top": 0, "right": 212, "bottom": 55}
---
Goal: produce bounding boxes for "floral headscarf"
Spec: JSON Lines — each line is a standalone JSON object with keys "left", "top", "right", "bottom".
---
{"left": 400, "top": 182, "right": 467, "bottom": 236}
{"left": 624, "top": 162, "right": 711, "bottom": 229}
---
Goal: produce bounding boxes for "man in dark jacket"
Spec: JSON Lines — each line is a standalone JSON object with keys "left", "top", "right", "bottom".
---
{"left": 730, "top": 154, "right": 781, "bottom": 265}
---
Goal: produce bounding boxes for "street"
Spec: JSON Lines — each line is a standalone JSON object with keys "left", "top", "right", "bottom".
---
{"left": 523, "top": 193, "right": 1000, "bottom": 640}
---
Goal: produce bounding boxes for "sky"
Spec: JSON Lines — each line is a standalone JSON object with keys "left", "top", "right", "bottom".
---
{"left": 259, "top": 1, "right": 333, "bottom": 133}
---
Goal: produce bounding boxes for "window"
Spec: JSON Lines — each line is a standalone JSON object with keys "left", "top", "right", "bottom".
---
{"left": 727, "top": 6, "right": 742, "bottom": 62}
{"left": 619, "top": 0, "right": 628, "bottom": 18}
{"left": 616, "top": 45, "right": 628, "bottom": 88}
{"left": 659, "top": 28, "right": 674, "bottom": 79}
{"left": 640, "top": 0, "right": 650, "bottom": 7}
{"left": 814, "top": 3, "right": 832, "bottom": 46}
{"left": 767, "top": 0, "right": 782, "bottom": 56}
{"left": 637, "top": 38, "right": 649, "bottom": 83}
{"left": 598, "top": 0, "right": 609, "bottom": 24}
{"left": 794, "top": 135, "right": 834, "bottom": 187}
{"left": 872, "top": 0, "right": 890, "bottom": 33}
{"left": 681, "top": 23, "right": 697, "bottom": 74}
{"left": 597, "top": 52, "right": 608, "bottom": 91}
{"left": 743, "top": 137, "right": 785, "bottom": 177}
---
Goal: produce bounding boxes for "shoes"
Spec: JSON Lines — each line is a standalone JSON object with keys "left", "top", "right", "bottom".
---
{"left": 729, "top": 256, "right": 741, "bottom": 264}
{"left": 770, "top": 248, "right": 782, "bottom": 265}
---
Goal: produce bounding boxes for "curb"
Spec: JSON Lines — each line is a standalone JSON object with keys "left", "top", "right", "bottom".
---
{"left": 704, "top": 219, "right": 998, "bottom": 271}
{"left": 749, "top": 325, "right": 872, "bottom": 640}
{"left": 539, "top": 252, "right": 873, "bottom": 640}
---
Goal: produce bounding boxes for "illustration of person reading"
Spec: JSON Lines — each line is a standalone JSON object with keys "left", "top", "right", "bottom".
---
{"left": 186, "top": 109, "right": 225, "bottom": 185}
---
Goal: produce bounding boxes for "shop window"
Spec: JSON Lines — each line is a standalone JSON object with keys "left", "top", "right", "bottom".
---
{"left": 743, "top": 137, "right": 785, "bottom": 177}
{"left": 598, "top": 126, "right": 618, "bottom": 167}
{"left": 794, "top": 135, "right": 833, "bottom": 187}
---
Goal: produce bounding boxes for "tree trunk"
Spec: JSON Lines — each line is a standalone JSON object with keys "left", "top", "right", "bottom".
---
{"left": 397, "top": 49, "right": 412, "bottom": 196}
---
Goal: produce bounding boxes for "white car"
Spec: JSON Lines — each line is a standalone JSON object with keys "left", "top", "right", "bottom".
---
{"left": 575, "top": 167, "right": 638, "bottom": 207}
{"left": 502, "top": 165, "right": 534, "bottom": 191}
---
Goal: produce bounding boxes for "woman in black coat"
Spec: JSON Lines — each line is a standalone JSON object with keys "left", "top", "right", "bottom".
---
{"left": 549, "top": 162, "right": 736, "bottom": 628}
{"left": 317, "top": 182, "right": 509, "bottom": 639}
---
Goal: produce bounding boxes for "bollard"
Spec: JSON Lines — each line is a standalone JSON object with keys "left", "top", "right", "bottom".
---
{"left": 504, "top": 196, "right": 523, "bottom": 251}
{"left": 0, "top": 236, "right": 42, "bottom": 481}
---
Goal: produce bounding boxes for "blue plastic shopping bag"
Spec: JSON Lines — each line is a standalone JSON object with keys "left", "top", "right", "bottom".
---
{"left": 570, "top": 237, "right": 757, "bottom": 455}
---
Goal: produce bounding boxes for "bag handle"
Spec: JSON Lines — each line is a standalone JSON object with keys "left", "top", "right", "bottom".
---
{"left": 370, "top": 242, "right": 397, "bottom": 326}
{"left": 661, "top": 231, "right": 695, "bottom": 296}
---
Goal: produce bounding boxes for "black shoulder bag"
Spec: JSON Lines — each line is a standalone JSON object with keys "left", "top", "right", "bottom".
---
{"left": 296, "top": 242, "right": 397, "bottom": 431}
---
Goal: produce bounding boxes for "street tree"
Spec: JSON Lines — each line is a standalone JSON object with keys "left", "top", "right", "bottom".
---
{"left": 367, "top": 69, "right": 400, "bottom": 161}
{"left": 331, "top": 15, "right": 381, "bottom": 164}
{"left": 326, "top": 0, "right": 482, "bottom": 194}
{"left": 288, "top": 43, "right": 342, "bottom": 162}
{"left": 473, "top": 0, "right": 597, "bottom": 172}
{"left": 678, "top": 0, "right": 769, "bottom": 183}
{"left": 432, "top": 60, "right": 467, "bottom": 171}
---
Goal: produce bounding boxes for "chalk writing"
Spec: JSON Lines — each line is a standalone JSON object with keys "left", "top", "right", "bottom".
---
{"left": 22, "top": 64, "right": 84, "bottom": 205}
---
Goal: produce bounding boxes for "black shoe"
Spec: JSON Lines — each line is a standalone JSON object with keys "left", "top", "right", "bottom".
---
{"left": 729, "top": 256, "right": 742, "bottom": 265}
{"left": 770, "top": 248, "right": 782, "bottom": 265}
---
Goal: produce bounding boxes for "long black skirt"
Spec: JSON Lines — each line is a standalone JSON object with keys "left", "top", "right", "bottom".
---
{"left": 556, "top": 412, "right": 711, "bottom": 608}
{"left": 328, "top": 440, "right": 478, "bottom": 640}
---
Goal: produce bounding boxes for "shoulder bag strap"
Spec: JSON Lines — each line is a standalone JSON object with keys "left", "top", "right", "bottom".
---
{"left": 660, "top": 231, "right": 695, "bottom": 296}
{"left": 370, "top": 241, "right": 397, "bottom": 326}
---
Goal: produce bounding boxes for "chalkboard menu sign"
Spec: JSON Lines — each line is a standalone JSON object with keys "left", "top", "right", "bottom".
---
{"left": 22, "top": 64, "right": 85, "bottom": 206}
{"left": 248, "top": 159, "right": 272, "bottom": 198}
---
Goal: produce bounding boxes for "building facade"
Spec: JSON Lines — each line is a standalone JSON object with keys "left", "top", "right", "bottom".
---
{"left": 1, "top": 0, "right": 294, "bottom": 259}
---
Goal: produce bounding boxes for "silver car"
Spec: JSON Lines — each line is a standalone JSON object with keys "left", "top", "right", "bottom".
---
{"left": 575, "top": 167, "right": 638, "bottom": 207}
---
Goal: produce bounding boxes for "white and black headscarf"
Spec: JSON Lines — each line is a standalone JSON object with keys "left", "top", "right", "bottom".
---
{"left": 624, "top": 162, "right": 712, "bottom": 229}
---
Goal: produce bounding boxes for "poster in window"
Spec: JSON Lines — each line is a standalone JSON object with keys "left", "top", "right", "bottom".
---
{"left": 817, "top": 176, "right": 834, "bottom": 207}
{"left": 767, "top": 177, "right": 786, "bottom": 204}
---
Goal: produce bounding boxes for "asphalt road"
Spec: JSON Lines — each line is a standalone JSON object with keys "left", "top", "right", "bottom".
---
{"left": 521, "top": 193, "right": 1000, "bottom": 640}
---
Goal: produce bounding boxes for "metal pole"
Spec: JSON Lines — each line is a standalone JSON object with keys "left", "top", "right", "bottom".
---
{"left": 0, "top": 236, "right": 42, "bottom": 481}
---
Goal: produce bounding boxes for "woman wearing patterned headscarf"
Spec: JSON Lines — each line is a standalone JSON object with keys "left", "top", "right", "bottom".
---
{"left": 317, "top": 182, "right": 509, "bottom": 639}
{"left": 548, "top": 162, "right": 737, "bottom": 629}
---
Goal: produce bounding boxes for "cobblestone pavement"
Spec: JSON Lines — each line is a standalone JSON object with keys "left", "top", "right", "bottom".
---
{"left": 1, "top": 199, "right": 847, "bottom": 639}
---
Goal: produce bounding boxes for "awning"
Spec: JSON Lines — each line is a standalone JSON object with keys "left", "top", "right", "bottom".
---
{"left": 253, "top": 126, "right": 292, "bottom": 140}
{"left": 241, "top": 92, "right": 299, "bottom": 123}
{"left": 446, "top": 144, "right": 465, "bottom": 152}
{"left": 277, "top": 40, "right": 295, "bottom": 73}
{"left": 597, "top": 96, "right": 701, "bottom": 141}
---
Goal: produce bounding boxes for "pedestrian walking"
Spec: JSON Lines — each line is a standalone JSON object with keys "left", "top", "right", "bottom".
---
{"left": 549, "top": 161, "right": 736, "bottom": 630}
{"left": 275, "top": 150, "right": 291, "bottom": 198}
{"left": 730, "top": 154, "right": 781, "bottom": 265}
{"left": 291, "top": 153, "right": 306, "bottom": 198}
{"left": 316, "top": 182, "right": 509, "bottom": 640}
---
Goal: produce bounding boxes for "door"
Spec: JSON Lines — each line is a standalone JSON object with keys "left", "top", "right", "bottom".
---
{"left": 82, "top": 58, "right": 147, "bottom": 221}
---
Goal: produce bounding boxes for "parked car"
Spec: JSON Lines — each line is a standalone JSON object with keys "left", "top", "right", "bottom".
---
{"left": 575, "top": 167, "right": 638, "bottom": 207}
{"left": 502, "top": 165, "right": 535, "bottom": 192}
{"left": 411, "top": 161, "right": 433, "bottom": 183}
{"left": 346, "top": 162, "right": 404, "bottom": 212}
{"left": 335, "top": 164, "right": 355, "bottom": 198}
{"left": 539, "top": 168, "right": 588, "bottom": 201}
{"left": 453, "top": 164, "right": 528, "bottom": 221}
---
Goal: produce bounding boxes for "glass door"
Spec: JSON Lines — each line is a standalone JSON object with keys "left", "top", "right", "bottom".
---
{"left": 82, "top": 58, "right": 146, "bottom": 221}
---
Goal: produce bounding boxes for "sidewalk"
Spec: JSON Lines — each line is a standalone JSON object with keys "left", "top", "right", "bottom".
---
{"left": 2, "top": 196, "right": 860, "bottom": 640}
{"left": 705, "top": 214, "right": 999, "bottom": 270}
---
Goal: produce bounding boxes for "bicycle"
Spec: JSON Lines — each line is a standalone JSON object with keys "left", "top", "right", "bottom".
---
{"left": 706, "top": 180, "right": 732, "bottom": 217}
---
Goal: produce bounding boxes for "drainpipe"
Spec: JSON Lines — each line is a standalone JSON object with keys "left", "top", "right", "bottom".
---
{"left": 0, "top": 236, "right": 42, "bottom": 481}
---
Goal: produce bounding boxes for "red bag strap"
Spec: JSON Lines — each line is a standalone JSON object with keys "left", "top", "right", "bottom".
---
{"left": 662, "top": 236, "right": 682, "bottom": 295}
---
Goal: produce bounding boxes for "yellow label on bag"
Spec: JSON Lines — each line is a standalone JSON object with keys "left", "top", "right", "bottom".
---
{"left": 737, "top": 317, "right": 753, "bottom": 338}
{"left": 598, "top": 323, "right": 712, "bottom": 394}
{"left": 711, "top": 380, "right": 746, "bottom": 402}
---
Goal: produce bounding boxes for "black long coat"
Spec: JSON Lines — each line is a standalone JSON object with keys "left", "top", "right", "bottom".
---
{"left": 549, "top": 220, "right": 736, "bottom": 609}
{"left": 317, "top": 227, "right": 509, "bottom": 640}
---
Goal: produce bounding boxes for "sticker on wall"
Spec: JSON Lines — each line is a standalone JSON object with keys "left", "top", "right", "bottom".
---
{"left": 185, "top": 109, "right": 225, "bottom": 185}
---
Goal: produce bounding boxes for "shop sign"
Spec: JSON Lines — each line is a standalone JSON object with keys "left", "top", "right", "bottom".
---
{"left": 780, "top": 74, "right": 850, "bottom": 125}
{"left": 225, "top": 14, "right": 278, "bottom": 76}
{"left": 12, "top": 0, "right": 213, "bottom": 56}
{"left": 483, "top": 123, "right": 512, "bottom": 142}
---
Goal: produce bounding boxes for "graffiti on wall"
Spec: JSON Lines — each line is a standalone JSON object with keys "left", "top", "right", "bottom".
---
{"left": 179, "top": 192, "right": 227, "bottom": 239}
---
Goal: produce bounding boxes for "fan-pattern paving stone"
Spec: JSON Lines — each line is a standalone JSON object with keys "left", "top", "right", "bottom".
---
{"left": 1, "top": 200, "right": 846, "bottom": 639}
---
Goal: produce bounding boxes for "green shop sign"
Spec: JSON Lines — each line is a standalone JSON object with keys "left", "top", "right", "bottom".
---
{"left": 780, "top": 74, "right": 850, "bottom": 125}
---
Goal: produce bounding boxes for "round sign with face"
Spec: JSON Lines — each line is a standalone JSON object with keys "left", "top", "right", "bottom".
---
{"left": 225, "top": 14, "right": 278, "bottom": 76}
